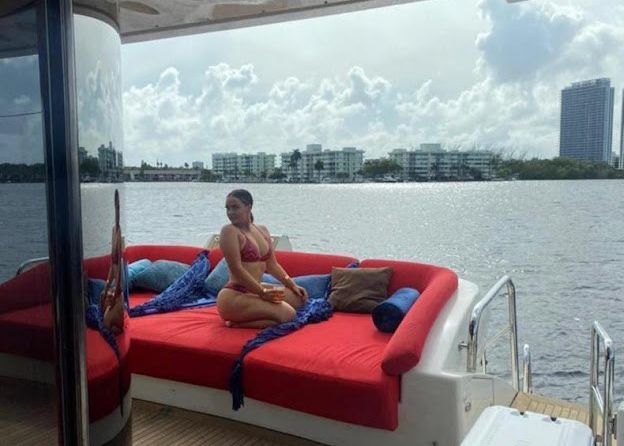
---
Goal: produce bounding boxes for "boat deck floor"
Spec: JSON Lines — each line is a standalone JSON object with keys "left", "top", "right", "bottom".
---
{"left": 511, "top": 391, "right": 589, "bottom": 424}
{"left": 1, "top": 376, "right": 602, "bottom": 445}
{"left": 132, "top": 399, "right": 324, "bottom": 446}
{"left": 0, "top": 376, "right": 323, "bottom": 445}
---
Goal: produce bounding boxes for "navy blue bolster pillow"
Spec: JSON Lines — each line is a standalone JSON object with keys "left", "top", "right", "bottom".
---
{"left": 372, "top": 287, "right": 420, "bottom": 333}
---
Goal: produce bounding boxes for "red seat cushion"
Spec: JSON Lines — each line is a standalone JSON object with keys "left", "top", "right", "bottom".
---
{"left": 0, "top": 304, "right": 131, "bottom": 422}
{"left": 246, "top": 312, "right": 398, "bottom": 429}
{"left": 360, "top": 259, "right": 458, "bottom": 375}
{"left": 129, "top": 306, "right": 399, "bottom": 429}
{"left": 125, "top": 245, "right": 205, "bottom": 265}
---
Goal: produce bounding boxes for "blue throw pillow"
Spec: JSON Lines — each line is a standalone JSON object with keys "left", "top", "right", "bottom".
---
{"left": 262, "top": 273, "right": 332, "bottom": 300}
{"left": 132, "top": 260, "right": 190, "bottom": 293}
{"left": 127, "top": 259, "right": 152, "bottom": 290}
{"left": 372, "top": 287, "right": 420, "bottom": 333}
{"left": 204, "top": 258, "right": 230, "bottom": 295}
{"left": 87, "top": 278, "right": 106, "bottom": 306}
{"left": 122, "top": 260, "right": 130, "bottom": 309}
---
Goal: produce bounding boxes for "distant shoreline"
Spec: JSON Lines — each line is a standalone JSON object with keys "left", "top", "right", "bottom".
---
{"left": 2, "top": 177, "right": 624, "bottom": 185}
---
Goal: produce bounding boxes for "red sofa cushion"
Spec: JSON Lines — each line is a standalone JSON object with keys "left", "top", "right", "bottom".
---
{"left": 129, "top": 304, "right": 399, "bottom": 430}
{"left": 360, "top": 259, "right": 458, "bottom": 375}
{"left": 0, "top": 304, "right": 131, "bottom": 421}
{"left": 245, "top": 312, "right": 398, "bottom": 429}
{"left": 0, "top": 263, "right": 51, "bottom": 313}
{"left": 125, "top": 245, "right": 205, "bottom": 265}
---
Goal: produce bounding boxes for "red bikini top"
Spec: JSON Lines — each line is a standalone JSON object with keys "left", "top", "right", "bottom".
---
{"left": 239, "top": 226, "right": 272, "bottom": 262}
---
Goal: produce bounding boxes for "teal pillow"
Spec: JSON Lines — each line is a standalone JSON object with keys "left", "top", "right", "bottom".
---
{"left": 87, "top": 278, "right": 106, "bottom": 306}
{"left": 262, "top": 273, "right": 331, "bottom": 300}
{"left": 204, "top": 258, "right": 230, "bottom": 295}
{"left": 133, "top": 260, "right": 190, "bottom": 292}
{"left": 128, "top": 258, "right": 152, "bottom": 290}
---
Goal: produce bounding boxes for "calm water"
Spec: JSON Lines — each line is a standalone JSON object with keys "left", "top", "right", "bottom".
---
{"left": 2, "top": 180, "right": 623, "bottom": 404}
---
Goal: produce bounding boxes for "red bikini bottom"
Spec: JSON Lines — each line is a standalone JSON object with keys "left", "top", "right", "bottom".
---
{"left": 223, "top": 282, "right": 254, "bottom": 294}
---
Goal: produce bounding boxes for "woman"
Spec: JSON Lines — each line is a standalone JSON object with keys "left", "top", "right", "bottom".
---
{"left": 217, "top": 189, "right": 308, "bottom": 328}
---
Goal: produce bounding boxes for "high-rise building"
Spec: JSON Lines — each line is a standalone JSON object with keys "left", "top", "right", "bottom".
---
{"left": 620, "top": 89, "right": 623, "bottom": 169}
{"left": 78, "top": 146, "right": 87, "bottom": 164}
{"left": 97, "top": 141, "right": 122, "bottom": 180}
{"left": 192, "top": 161, "right": 204, "bottom": 170}
{"left": 559, "top": 78, "right": 614, "bottom": 163}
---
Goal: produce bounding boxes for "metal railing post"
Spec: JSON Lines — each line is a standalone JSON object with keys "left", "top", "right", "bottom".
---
{"left": 466, "top": 276, "right": 520, "bottom": 391}
{"left": 589, "top": 321, "right": 615, "bottom": 446}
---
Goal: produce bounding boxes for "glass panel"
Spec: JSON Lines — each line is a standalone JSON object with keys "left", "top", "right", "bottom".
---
{"left": 0, "top": 2, "right": 59, "bottom": 444}
{"left": 74, "top": 11, "right": 132, "bottom": 444}
{"left": 75, "top": 13, "right": 126, "bottom": 257}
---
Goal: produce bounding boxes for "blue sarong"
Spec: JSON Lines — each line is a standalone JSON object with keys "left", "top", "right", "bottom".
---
{"left": 229, "top": 297, "right": 333, "bottom": 410}
{"left": 129, "top": 251, "right": 217, "bottom": 317}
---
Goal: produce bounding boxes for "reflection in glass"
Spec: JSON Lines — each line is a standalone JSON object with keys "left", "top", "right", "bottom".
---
{"left": 75, "top": 14, "right": 127, "bottom": 258}
{"left": 0, "top": 3, "right": 58, "bottom": 444}
{"left": 75, "top": 12, "right": 133, "bottom": 445}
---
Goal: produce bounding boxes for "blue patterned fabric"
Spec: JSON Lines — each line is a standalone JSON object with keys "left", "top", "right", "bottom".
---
{"left": 372, "top": 287, "right": 420, "bottom": 333}
{"left": 129, "top": 251, "right": 217, "bottom": 317}
{"left": 85, "top": 278, "right": 124, "bottom": 416}
{"left": 229, "top": 297, "right": 333, "bottom": 410}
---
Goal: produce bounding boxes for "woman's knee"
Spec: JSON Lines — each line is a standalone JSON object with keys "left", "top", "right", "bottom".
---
{"left": 276, "top": 303, "right": 296, "bottom": 323}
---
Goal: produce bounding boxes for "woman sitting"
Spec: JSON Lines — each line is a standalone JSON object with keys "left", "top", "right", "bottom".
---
{"left": 216, "top": 189, "right": 308, "bottom": 328}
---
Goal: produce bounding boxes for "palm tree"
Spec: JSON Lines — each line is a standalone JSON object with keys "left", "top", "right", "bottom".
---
{"left": 314, "top": 159, "right": 324, "bottom": 182}
{"left": 289, "top": 149, "right": 302, "bottom": 182}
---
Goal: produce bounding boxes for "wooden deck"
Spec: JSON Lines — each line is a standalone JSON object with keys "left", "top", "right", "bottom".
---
{"left": 0, "top": 377, "right": 323, "bottom": 445}
{"left": 132, "top": 399, "right": 323, "bottom": 446}
{"left": 2, "top": 377, "right": 607, "bottom": 445}
{"left": 511, "top": 391, "right": 589, "bottom": 424}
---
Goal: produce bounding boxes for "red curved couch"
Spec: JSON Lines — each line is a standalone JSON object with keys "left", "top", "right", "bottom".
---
{"left": 122, "top": 245, "right": 458, "bottom": 430}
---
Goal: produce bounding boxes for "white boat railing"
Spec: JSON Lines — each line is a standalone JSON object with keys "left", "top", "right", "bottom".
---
{"left": 15, "top": 257, "right": 49, "bottom": 276}
{"left": 466, "top": 275, "right": 520, "bottom": 391}
{"left": 590, "top": 321, "right": 616, "bottom": 446}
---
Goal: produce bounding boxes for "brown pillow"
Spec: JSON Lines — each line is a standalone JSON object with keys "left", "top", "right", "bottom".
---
{"left": 328, "top": 267, "right": 393, "bottom": 313}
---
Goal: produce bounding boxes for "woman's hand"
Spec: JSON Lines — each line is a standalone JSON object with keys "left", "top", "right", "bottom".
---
{"left": 259, "top": 287, "right": 286, "bottom": 303}
{"left": 292, "top": 285, "right": 308, "bottom": 301}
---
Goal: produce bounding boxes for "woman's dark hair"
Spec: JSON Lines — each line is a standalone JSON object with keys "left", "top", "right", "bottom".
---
{"left": 228, "top": 189, "right": 254, "bottom": 222}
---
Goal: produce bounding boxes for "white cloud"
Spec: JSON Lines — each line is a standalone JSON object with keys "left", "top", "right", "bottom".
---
{"left": 121, "top": 0, "right": 624, "bottom": 167}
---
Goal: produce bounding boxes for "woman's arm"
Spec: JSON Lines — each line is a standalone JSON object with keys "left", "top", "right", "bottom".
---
{"left": 258, "top": 225, "right": 305, "bottom": 297}
{"left": 219, "top": 225, "right": 266, "bottom": 295}
{"left": 265, "top": 257, "right": 296, "bottom": 289}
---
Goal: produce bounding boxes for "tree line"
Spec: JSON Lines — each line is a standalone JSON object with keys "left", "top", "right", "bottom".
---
{"left": 498, "top": 158, "right": 624, "bottom": 180}
{"left": 1, "top": 156, "right": 623, "bottom": 183}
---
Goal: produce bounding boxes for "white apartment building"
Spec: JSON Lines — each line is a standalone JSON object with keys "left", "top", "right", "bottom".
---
{"left": 212, "top": 152, "right": 276, "bottom": 179}
{"left": 389, "top": 144, "right": 495, "bottom": 180}
{"left": 191, "top": 161, "right": 204, "bottom": 170}
{"left": 281, "top": 145, "right": 364, "bottom": 181}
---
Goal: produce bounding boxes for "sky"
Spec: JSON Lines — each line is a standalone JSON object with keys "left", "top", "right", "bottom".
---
{"left": 1, "top": 0, "right": 623, "bottom": 167}
{"left": 117, "top": 0, "right": 624, "bottom": 167}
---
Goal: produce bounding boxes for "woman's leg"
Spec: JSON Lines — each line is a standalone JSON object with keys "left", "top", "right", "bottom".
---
{"left": 217, "top": 289, "right": 296, "bottom": 328}
{"left": 226, "top": 319, "right": 276, "bottom": 329}
{"left": 282, "top": 288, "right": 305, "bottom": 310}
